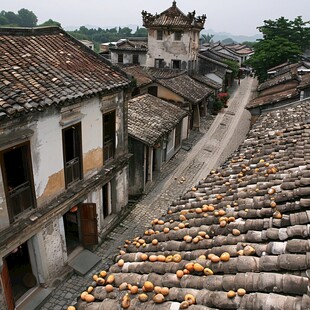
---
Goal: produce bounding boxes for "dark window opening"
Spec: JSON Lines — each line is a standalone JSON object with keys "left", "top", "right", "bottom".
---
{"left": 155, "top": 58, "right": 164, "bottom": 68}
{"left": 174, "top": 31, "right": 182, "bottom": 41}
{"left": 63, "top": 123, "right": 83, "bottom": 187}
{"left": 157, "top": 30, "right": 163, "bottom": 40}
{"left": 5, "top": 242, "right": 36, "bottom": 302}
{"left": 172, "top": 60, "right": 181, "bottom": 69}
{"left": 133, "top": 54, "right": 139, "bottom": 64}
{"left": 148, "top": 86, "right": 158, "bottom": 97}
{"left": 103, "top": 111, "right": 116, "bottom": 164}
{"left": 102, "top": 184, "right": 110, "bottom": 218}
{"left": 1, "top": 142, "right": 35, "bottom": 222}
{"left": 118, "top": 53, "right": 123, "bottom": 63}
{"left": 63, "top": 208, "right": 80, "bottom": 254}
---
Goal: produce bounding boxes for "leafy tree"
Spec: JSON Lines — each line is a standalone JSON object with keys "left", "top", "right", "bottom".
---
{"left": 40, "top": 19, "right": 61, "bottom": 27}
{"left": 119, "top": 26, "right": 132, "bottom": 37}
{"left": 248, "top": 37, "right": 301, "bottom": 82}
{"left": 200, "top": 33, "right": 214, "bottom": 44}
{"left": 224, "top": 59, "right": 240, "bottom": 78}
{"left": 134, "top": 26, "right": 147, "bottom": 37}
{"left": 3, "top": 11, "right": 21, "bottom": 26}
{"left": 247, "top": 16, "right": 310, "bottom": 82}
{"left": 18, "top": 8, "right": 37, "bottom": 27}
{"left": 0, "top": 14, "right": 8, "bottom": 25}
{"left": 241, "top": 41, "right": 256, "bottom": 48}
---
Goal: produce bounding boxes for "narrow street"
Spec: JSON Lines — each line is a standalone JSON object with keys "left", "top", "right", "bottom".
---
{"left": 40, "top": 76, "right": 258, "bottom": 310}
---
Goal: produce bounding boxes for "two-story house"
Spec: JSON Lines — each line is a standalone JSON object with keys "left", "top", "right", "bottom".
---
{"left": 0, "top": 26, "right": 132, "bottom": 309}
{"left": 142, "top": 1, "right": 206, "bottom": 73}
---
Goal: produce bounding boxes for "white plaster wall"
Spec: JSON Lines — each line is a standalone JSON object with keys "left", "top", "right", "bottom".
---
{"left": 80, "top": 97, "right": 102, "bottom": 159}
{"left": 115, "top": 167, "right": 128, "bottom": 213}
{"left": 182, "top": 116, "right": 189, "bottom": 140}
{"left": 166, "top": 129, "right": 176, "bottom": 160}
{"left": 42, "top": 218, "right": 66, "bottom": 277}
{"left": 33, "top": 112, "right": 63, "bottom": 199}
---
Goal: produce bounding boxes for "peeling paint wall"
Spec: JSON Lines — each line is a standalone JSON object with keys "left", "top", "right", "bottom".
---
{"left": 42, "top": 219, "right": 66, "bottom": 278}
{"left": 110, "top": 51, "right": 147, "bottom": 66}
{"left": 146, "top": 28, "right": 199, "bottom": 69}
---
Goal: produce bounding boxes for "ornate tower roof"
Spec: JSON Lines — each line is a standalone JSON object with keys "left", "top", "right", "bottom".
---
{"left": 142, "top": 1, "right": 206, "bottom": 29}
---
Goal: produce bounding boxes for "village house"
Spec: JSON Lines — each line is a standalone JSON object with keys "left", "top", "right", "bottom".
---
{"left": 128, "top": 94, "right": 188, "bottom": 197}
{"left": 76, "top": 98, "right": 310, "bottom": 310}
{"left": 0, "top": 26, "right": 132, "bottom": 310}
{"left": 109, "top": 38, "right": 148, "bottom": 66}
{"left": 142, "top": 1, "right": 206, "bottom": 73}
{"left": 120, "top": 66, "right": 214, "bottom": 129}
{"left": 207, "top": 42, "right": 254, "bottom": 66}
{"left": 248, "top": 61, "right": 310, "bottom": 115}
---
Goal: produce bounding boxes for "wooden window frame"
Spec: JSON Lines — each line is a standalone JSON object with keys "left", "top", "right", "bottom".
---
{"left": 157, "top": 30, "right": 163, "bottom": 40}
{"left": 62, "top": 122, "right": 83, "bottom": 188}
{"left": 0, "top": 141, "right": 36, "bottom": 223}
{"left": 172, "top": 59, "right": 181, "bottom": 69}
{"left": 132, "top": 54, "right": 139, "bottom": 64}
{"left": 155, "top": 58, "right": 164, "bottom": 69}
{"left": 103, "top": 110, "right": 116, "bottom": 164}
{"left": 174, "top": 31, "right": 182, "bottom": 41}
{"left": 118, "top": 53, "right": 123, "bottom": 63}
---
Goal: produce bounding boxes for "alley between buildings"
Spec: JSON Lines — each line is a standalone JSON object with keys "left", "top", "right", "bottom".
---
{"left": 40, "top": 76, "right": 258, "bottom": 310}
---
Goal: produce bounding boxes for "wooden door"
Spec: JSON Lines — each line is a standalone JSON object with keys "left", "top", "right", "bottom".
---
{"left": 1, "top": 260, "right": 15, "bottom": 310}
{"left": 79, "top": 203, "right": 98, "bottom": 246}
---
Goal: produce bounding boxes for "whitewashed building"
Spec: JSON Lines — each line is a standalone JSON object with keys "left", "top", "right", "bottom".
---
{"left": 142, "top": 1, "right": 206, "bottom": 73}
{"left": 0, "top": 26, "right": 132, "bottom": 309}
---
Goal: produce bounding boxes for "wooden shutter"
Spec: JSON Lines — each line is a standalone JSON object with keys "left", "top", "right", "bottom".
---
{"left": 80, "top": 203, "right": 98, "bottom": 246}
{"left": 1, "top": 260, "right": 15, "bottom": 310}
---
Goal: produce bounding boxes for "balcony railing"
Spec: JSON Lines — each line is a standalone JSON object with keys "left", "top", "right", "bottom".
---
{"left": 65, "top": 157, "right": 81, "bottom": 185}
{"left": 8, "top": 181, "right": 33, "bottom": 218}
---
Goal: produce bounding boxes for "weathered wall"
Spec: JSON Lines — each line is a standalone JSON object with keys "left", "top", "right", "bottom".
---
{"left": 128, "top": 138, "right": 145, "bottom": 197}
{"left": 110, "top": 51, "right": 147, "bottom": 66}
{"left": 146, "top": 28, "right": 199, "bottom": 69}
{"left": 42, "top": 219, "right": 66, "bottom": 279}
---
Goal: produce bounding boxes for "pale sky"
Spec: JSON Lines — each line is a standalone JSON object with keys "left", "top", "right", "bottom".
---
{"left": 1, "top": 0, "right": 310, "bottom": 36}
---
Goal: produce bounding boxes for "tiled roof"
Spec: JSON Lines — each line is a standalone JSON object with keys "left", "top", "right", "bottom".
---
{"left": 298, "top": 74, "right": 310, "bottom": 90}
{"left": 77, "top": 100, "right": 310, "bottom": 310}
{"left": 110, "top": 38, "right": 148, "bottom": 52}
{"left": 200, "top": 50, "right": 236, "bottom": 64}
{"left": 155, "top": 73, "right": 213, "bottom": 103}
{"left": 128, "top": 94, "right": 188, "bottom": 146}
{"left": 247, "top": 87, "right": 299, "bottom": 109}
{"left": 257, "top": 71, "right": 298, "bottom": 92}
{"left": 142, "top": 1, "right": 206, "bottom": 29}
{"left": 0, "top": 26, "right": 131, "bottom": 118}
{"left": 198, "top": 53, "right": 229, "bottom": 69}
{"left": 190, "top": 74, "right": 222, "bottom": 91}
{"left": 119, "top": 65, "right": 153, "bottom": 87}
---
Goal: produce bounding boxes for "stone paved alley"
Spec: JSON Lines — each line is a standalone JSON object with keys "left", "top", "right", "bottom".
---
{"left": 40, "top": 76, "right": 257, "bottom": 310}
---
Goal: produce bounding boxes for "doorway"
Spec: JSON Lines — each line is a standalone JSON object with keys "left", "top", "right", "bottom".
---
{"left": 63, "top": 207, "right": 80, "bottom": 254}
{"left": 63, "top": 203, "right": 99, "bottom": 254}
{"left": 3, "top": 242, "right": 37, "bottom": 307}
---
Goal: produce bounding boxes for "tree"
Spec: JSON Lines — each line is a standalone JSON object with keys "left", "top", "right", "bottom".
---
{"left": 247, "top": 16, "right": 310, "bottom": 82}
{"left": 248, "top": 37, "right": 301, "bottom": 82}
{"left": 3, "top": 11, "right": 21, "bottom": 26}
{"left": 134, "top": 26, "right": 147, "bottom": 37}
{"left": 200, "top": 33, "right": 214, "bottom": 44}
{"left": 18, "top": 8, "right": 37, "bottom": 27}
{"left": 224, "top": 60, "right": 240, "bottom": 78}
{"left": 40, "top": 19, "right": 61, "bottom": 27}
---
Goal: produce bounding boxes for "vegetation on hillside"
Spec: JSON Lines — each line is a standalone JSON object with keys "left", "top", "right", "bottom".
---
{"left": 246, "top": 16, "right": 310, "bottom": 82}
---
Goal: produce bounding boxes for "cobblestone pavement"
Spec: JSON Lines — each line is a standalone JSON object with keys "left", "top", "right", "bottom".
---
{"left": 40, "top": 77, "right": 257, "bottom": 310}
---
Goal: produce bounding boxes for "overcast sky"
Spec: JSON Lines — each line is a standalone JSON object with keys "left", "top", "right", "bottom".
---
{"left": 2, "top": 0, "right": 310, "bottom": 36}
